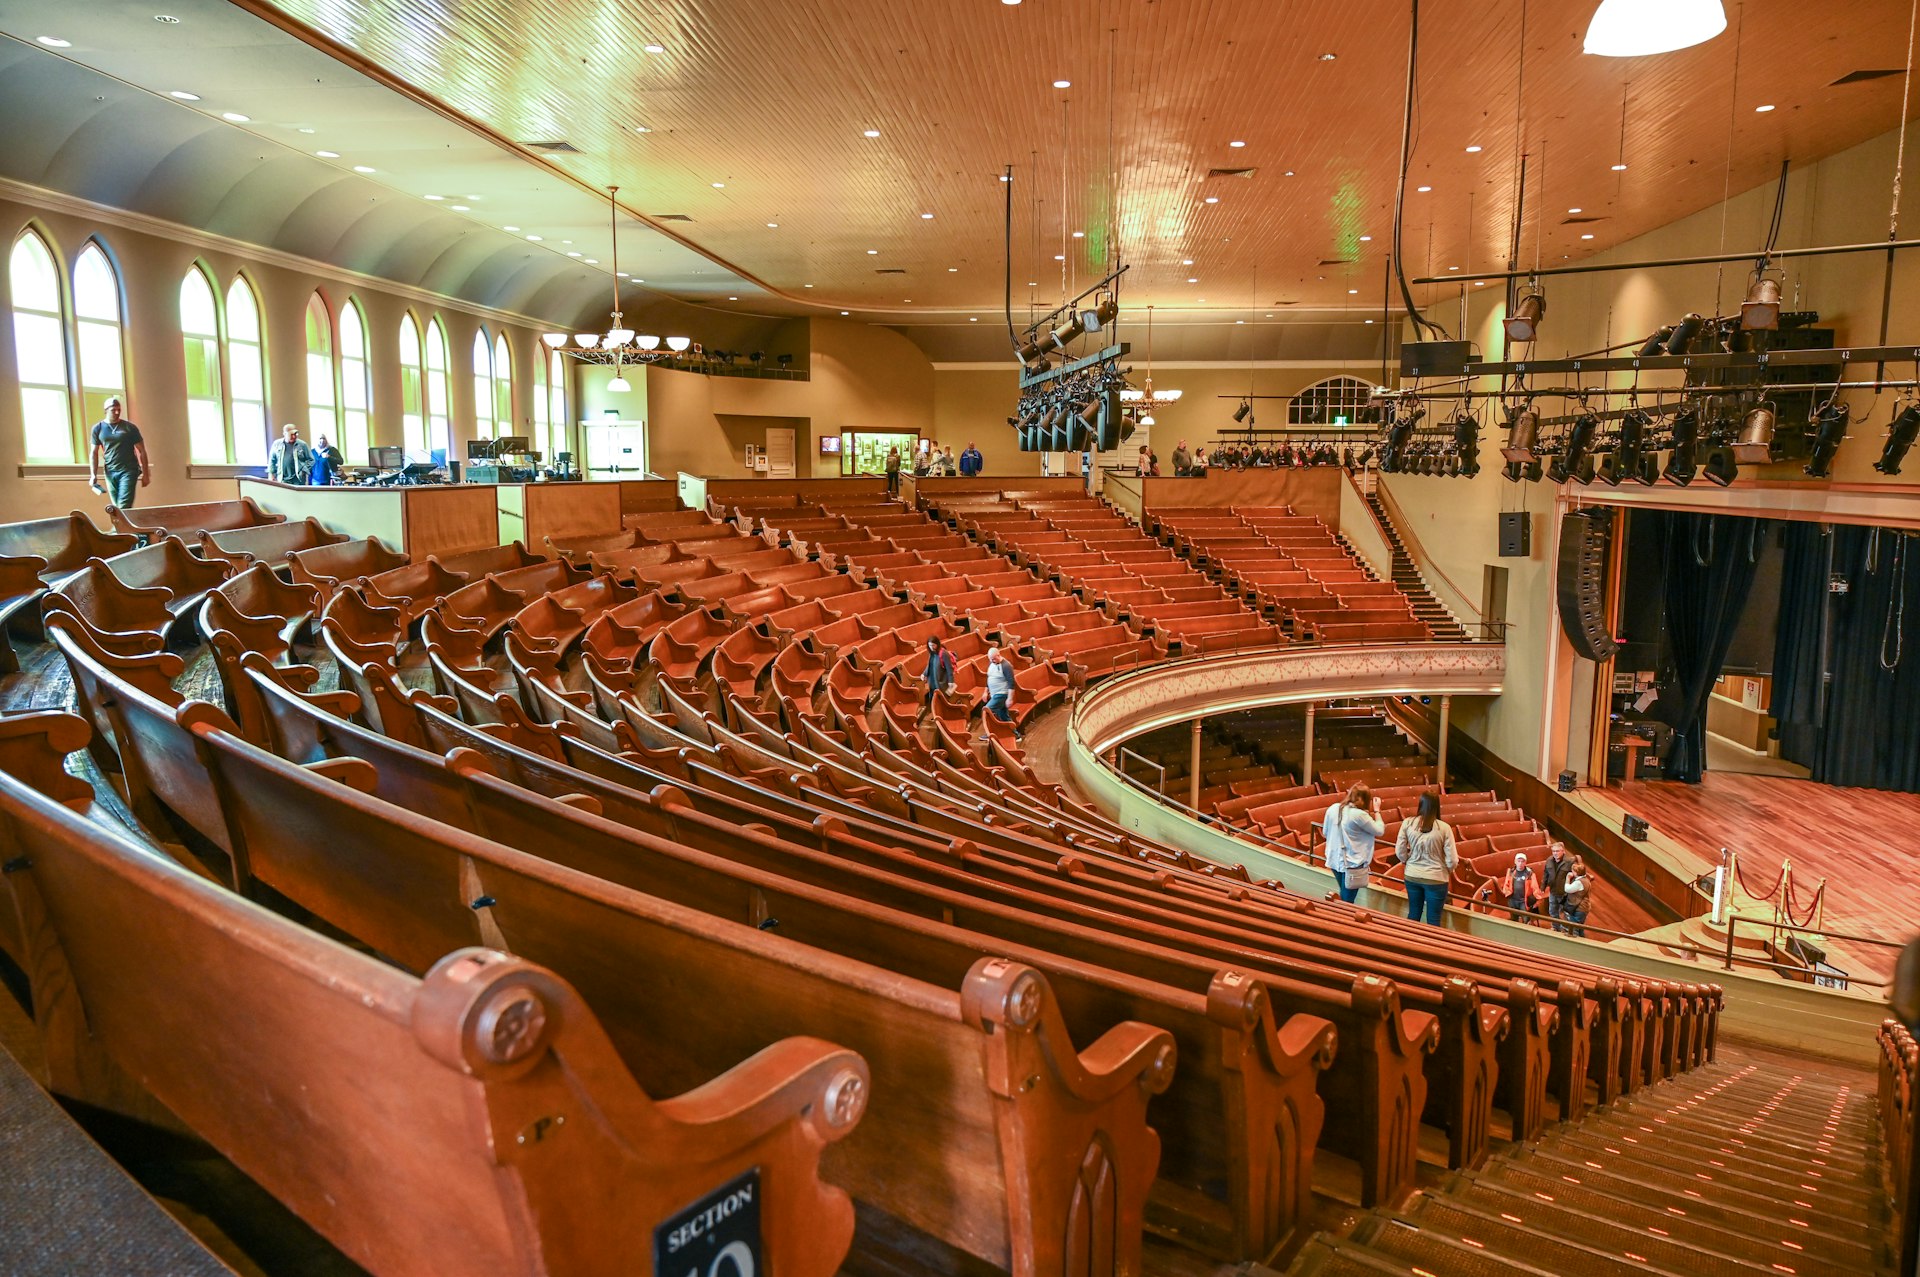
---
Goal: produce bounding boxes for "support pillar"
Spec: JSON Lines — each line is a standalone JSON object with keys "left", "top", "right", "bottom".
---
{"left": 1303, "top": 702, "right": 1317, "bottom": 788}
{"left": 1437, "top": 695, "right": 1452, "bottom": 794}
{"left": 1189, "top": 717, "right": 1203, "bottom": 811}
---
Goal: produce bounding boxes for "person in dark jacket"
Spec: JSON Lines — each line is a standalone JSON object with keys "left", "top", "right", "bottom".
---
{"left": 919, "top": 635, "right": 955, "bottom": 720}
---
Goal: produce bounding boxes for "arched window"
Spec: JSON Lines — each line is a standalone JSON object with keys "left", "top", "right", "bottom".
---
{"left": 493, "top": 332, "right": 512, "bottom": 439}
{"left": 339, "top": 299, "right": 370, "bottom": 463}
{"left": 547, "top": 349, "right": 569, "bottom": 460}
{"left": 1288, "top": 376, "right": 1382, "bottom": 427}
{"left": 398, "top": 312, "right": 425, "bottom": 454}
{"left": 305, "top": 293, "right": 337, "bottom": 443}
{"left": 180, "top": 265, "right": 226, "bottom": 464}
{"left": 471, "top": 327, "right": 494, "bottom": 439}
{"left": 424, "top": 317, "right": 450, "bottom": 459}
{"left": 10, "top": 229, "right": 74, "bottom": 463}
{"left": 226, "top": 275, "right": 268, "bottom": 465}
{"left": 73, "top": 242, "right": 126, "bottom": 442}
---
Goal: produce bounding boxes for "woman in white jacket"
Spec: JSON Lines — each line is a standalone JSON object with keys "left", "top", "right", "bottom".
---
{"left": 1394, "top": 790, "right": 1459, "bottom": 925}
{"left": 1322, "top": 783, "right": 1384, "bottom": 903}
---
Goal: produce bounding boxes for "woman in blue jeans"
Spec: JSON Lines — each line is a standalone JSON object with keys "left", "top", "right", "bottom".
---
{"left": 1394, "top": 790, "right": 1459, "bottom": 925}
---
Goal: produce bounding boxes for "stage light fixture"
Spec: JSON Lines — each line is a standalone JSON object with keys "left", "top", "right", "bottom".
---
{"left": 1500, "top": 403, "right": 1541, "bottom": 464}
{"left": 1740, "top": 271, "right": 1783, "bottom": 331}
{"left": 1504, "top": 291, "right": 1547, "bottom": 343}
{"left": 1803, "top": 400, "right": 1851, "bottom": 478}
{"left": 1662, "top": 408, "right": 1701, "bottom": 485}
{"left": 1877, "top": 402, "right": 1920, "bottom": 475}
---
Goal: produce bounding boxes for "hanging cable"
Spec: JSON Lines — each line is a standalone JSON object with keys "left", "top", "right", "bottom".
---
{"left": 1392, "top": 0, "right": 1449, "bottom": 339}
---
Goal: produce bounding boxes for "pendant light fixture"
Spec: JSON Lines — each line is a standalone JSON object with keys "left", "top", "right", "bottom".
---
{"left": 544, "top": 186, "right": 691, "bottom": 390}
{"left": 1583, "top": 0, "right": 1726, "bottom": 58}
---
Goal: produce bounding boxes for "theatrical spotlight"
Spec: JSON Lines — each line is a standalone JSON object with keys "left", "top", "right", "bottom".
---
{"left": 1504, "top": 290, "right": 1547, "bottom": 343}
{"left": 1740, "top": 270, "right": 1784, "bottom": 332}
{"left": 1877, "top": 401, "right": 1920, "bottom": 475}
{"left": 1803, "top": 399, "right": 1852, "bottom": 478}
{"left": 1662, "top": 406, "right": 1701, "bottom": 485}
{"left": 1548, "top": 412, "right": 1601, "bottom": 484}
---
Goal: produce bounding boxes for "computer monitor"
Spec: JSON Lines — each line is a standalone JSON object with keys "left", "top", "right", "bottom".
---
{"left": 369, "top": 446, "right": 405, "bottom": 470}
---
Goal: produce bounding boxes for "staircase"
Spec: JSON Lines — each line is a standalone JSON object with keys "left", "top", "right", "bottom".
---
{"left": 1284, "top": 1043, "right": 1896, "bottom": 1276}
{"left": 1363, "top": 491, "right": 1470, "bottom": 642}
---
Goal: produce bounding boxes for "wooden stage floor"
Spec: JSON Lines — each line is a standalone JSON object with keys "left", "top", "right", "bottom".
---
{"left": 1611, "top": 769, "right": 1920, "bottom": 983}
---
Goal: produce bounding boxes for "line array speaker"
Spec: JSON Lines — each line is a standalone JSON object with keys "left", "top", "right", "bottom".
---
{"left": 1556, "top": 509, "right": 1619, "bottom": 661}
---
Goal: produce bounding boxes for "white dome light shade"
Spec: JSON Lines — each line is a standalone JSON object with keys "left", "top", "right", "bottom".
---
{"left": 1583, "top": 0, "right": 1726, "bottom": 57}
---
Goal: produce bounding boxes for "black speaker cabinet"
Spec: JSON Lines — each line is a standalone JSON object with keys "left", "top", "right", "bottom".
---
{"left": 1556, "top": 509, "right": 1620, "bottom": 661}
{"left": 1498, "top": 510, "right": 1531, "bottom": 557}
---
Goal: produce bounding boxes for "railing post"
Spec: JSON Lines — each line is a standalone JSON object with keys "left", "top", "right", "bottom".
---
{"left": 1436, "top": 695, "right": 1451, "bottom": 793}
{"left": 1303, "top": 701, "right": 1317, "bottom": 788}
{"left": 1189, "top": 717, "right": 1203, "bottom": 813}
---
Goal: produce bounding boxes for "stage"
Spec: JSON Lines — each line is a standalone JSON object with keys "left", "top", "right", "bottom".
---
{"left": 1573, "top": 767, "right": 1919, "bottom": 985}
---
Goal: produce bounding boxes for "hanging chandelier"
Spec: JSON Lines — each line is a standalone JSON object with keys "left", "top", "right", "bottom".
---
{"left": 1118, "top": 305, "right": 1181, "bottom": 425}
{"left": 542, "top": 185, "right": 691, "bottom": 393}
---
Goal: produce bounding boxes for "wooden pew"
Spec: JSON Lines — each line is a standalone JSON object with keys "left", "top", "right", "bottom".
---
{"left": 0, "top": 754, "right": 866, "bottom": 1277}
{"left": 108, "top": 496, "right": 281, "bottom": 540}
{"left": 192, "top": 721, "right": 1178, "bottom": 1276}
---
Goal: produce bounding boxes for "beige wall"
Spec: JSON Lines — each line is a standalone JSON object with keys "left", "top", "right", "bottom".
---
{"left": 0, "top": 192, "right": 567, "bottom": 523}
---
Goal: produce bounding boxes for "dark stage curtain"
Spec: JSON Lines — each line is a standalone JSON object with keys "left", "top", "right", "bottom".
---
{"left": 1771, "top": 524, "right": 1920, "bottom": 792}
{"left": 1655, "top": 512, "right": 1768, "bottom": 784}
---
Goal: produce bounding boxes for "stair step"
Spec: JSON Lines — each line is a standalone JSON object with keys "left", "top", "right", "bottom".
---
{"left": 1452, "top": 1171, "right": 1878, "bottom": 1274}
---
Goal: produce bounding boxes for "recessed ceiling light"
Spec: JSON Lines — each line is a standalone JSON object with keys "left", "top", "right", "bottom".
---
{"left": 169, "top": 90, "right": 200, "bottom": 100}
{"left": 1465, "top": 144, "right": 1482, "bottom": 153}
{"left": 353, "top": 164, "right": 376, "bottom": 173}
{"left": 1581, "top": 232, "right": 1595, "bottom": 240}
{"left": 1416, "top": 185, "right": 1432, "bottom": 192}
{"left": 1755, "top": 103, "right": 1775, "bottom": 113}
{"left": 1611, "top": 163, "right": 1628, "bottom": 171}
{"left": 223, "top": 111, "right": 250, "bottom": 122}
{"left": 567, "top": 251, "right": 582, "bottom": 257}
{"left": 1230, "top": 140, "right": 1246, "bottom": 148}
{"left": 866, "top": 249, "right": 878, "bottom": 255}
{"left": 711, "top": 181, "right": 725, "bottom": 188}
{"left": 504, "top": 225, "right": 520, "bottom": 232}
{"left": 36, "top": 36, "right": 71, "bottom": 46}
{"left": 921, "top": 212, "right": 934, "bottom": 219}
{"left": 525, "top": 234, "right": 542, "bottom": 241}
{"left": 643, "top": 42, "right": 665, "bottom": 53}
{"left": 1053, "top": 79, "right": 1071, "bottom": 88}
{"left": 1318, "top": 52, "right": 1336, "bottom": 61}
{"left": 1359, "top": 235, "right": 1373, "bottom": 242}
{"left": 315, "top": 149, "right": 339, "bottom": 158}
{"left": 423, "top": 193, "right": 444, "bottom": 200}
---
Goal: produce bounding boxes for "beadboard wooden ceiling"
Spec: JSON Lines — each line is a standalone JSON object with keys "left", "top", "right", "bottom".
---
{"left": 7, "top": 0, "right": 1918, "bottom": 330}
{"left": 240, "top": 0, "right": 1920, "bottom": 322}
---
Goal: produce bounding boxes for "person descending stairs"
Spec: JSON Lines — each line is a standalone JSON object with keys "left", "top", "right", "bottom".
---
{"left": 1283, "top": 1042, "right": 1897, "bottom": 1276}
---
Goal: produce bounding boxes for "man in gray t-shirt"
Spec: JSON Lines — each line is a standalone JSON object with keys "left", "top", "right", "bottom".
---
{"left": 88, "top": 397, "right": 150, "bottom": 509}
